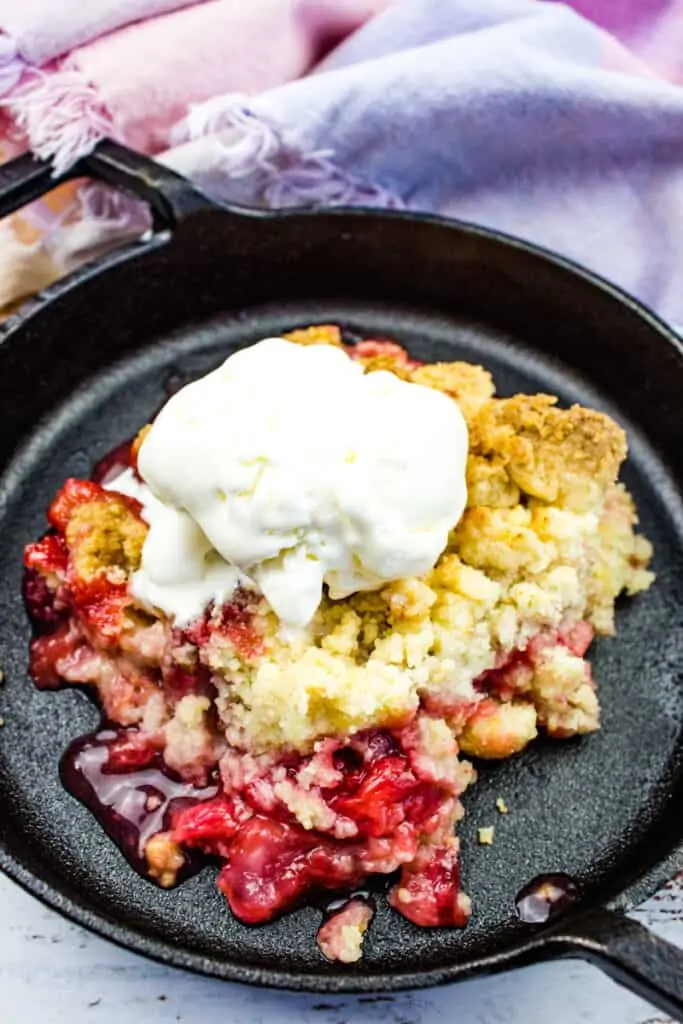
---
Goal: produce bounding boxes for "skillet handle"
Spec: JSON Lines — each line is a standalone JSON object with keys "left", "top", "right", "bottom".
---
{"left": 0, "top": 139, "right": 213, "bottom": 229}
{"left": 548, "top": 907, "right": 683, "bottom": 1020}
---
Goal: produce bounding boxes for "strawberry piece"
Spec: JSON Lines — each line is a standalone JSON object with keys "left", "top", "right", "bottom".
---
{"left": 29, "top": 622, "right": 79, "bottom": 689}
{"left": 172, "top": 794, "right": 252, "bottom": 848}
{"left": 48, "top": 479, "right": 110, "bottom": 532}
{"left": 561, "top": 620, "right": 594, "bottom": 657}
{"left": 70, "top": 575, "right": 130, "bottom": 643}
{"left": 331, "top": 755, "right": 417, "bottom": 837}
{"left": 216, "top": 591, "right": 264, "bottom": 659}
{"left": 216, "top": 817, "right": 315, "bottom": 924}
{"left": 48, "top": 478, "right": 142, "bottom": 533}
{"left": 24, "top": 534, "right": 68, "bottom": 575}
{"left": 105, "top": 732, "right": 160, "bottom": 772}
{"left": 348, "top": 340, "right": 410, "bottom": 362}
{"left": 388, "top": 843, "right": 468, "bottom": 927}
{"left": 23, "top": 568, "right": 67, "bottom": 628}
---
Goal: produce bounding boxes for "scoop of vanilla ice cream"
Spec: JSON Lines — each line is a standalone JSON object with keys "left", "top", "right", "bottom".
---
{"left": 132, "top": 337, "right": 469, "bottom": 628}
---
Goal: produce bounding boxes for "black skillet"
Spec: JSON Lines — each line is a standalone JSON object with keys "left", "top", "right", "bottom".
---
{"left": 1, "top": 140, "right": 683, "bottom": 1016}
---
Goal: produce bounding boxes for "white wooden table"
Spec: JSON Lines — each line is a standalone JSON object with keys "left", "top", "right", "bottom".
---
{"left": 2, "top": 872, "right": 681, "bottom": 1024}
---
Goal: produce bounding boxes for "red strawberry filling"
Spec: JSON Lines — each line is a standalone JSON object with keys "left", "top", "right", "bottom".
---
{"left": 172, "top": 726, "right": 465, "bottom": 925}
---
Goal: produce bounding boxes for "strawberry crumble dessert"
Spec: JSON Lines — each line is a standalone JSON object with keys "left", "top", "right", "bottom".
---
{"left": 23, "top": 325, "right": 654, "bottom": 960}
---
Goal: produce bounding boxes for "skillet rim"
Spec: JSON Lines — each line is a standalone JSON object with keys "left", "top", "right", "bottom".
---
{"left": 1, "top": 202, "right": 683, "bottom": 991}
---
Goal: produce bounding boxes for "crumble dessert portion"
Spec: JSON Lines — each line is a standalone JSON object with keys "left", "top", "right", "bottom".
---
{"left": 23, "top": 327, "right": 653, "bottom": 947}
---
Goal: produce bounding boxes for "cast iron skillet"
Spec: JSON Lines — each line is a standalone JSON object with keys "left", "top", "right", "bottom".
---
{"left": 0, "top": 141, "right": 683, "bottom": 1016}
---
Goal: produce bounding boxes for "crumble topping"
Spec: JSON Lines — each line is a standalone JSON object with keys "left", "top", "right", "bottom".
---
{"left": 468, "top": 394, "right": 627, "bottom": 511}
{"left": 477, "top": 827, "right": 495, "bottom": 845}
{"left": 28, "top": 336, "right": 652, "bottom": 755}
{"left": 145, "top": 831, "right": 185, "bottom": 888}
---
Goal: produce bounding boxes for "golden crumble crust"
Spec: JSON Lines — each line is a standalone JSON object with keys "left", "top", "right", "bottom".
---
{"left": 145, "top": 831, "right": 185, "bottom": 888}
{"left": 465, "top": 456, "right": 521, "bottom": 509}
{"left": 283, "top": 324, "right": 344, "bottom": 347}
{"left": 468, "top": 394, "right": 627, "bottom": 510}
{"left": 459, "top": 702, "right": 538, "bottom": 759}
{"left": 356, "top": 353, "right": 414, "bottom": 377}
{"left": 65, "top": 497, "right": 147, "bottom": 580}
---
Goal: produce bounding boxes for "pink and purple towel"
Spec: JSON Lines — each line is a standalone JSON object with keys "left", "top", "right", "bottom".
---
{"left": 2, "top": 0, "right": 683, "bottom": 327}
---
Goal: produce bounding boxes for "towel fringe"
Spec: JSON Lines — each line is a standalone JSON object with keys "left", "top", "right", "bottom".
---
{"left": 52, "top": 181, "right": 152, "bottom": 270}
{"left": 6, "top": 77, "right": 402, "bottom": 209}
{"left": 78, "top": 180, "right": 152, "bottom": 231}
{"left": 8, "top": 67, "right": 115, "bottom": 176}
{"left": 174, "top": 93, "right": 404, "bottom": 210}
{"left": 9, "top": 91, "right": 404, "bottom": 278}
